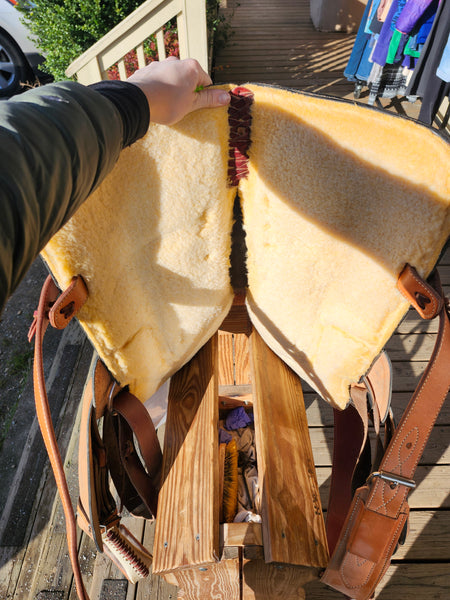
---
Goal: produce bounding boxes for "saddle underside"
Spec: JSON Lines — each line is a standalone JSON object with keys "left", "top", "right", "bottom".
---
{"left": 42, "top": 84, "right": 450, "bottom": 410}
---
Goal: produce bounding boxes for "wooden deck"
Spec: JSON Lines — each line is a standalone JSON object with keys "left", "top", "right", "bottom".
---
{"left": 0, "top": 1, "right": 449, "bottom": 599}
{"left": 213, "top": 0, "right": 424, "bottom": 121}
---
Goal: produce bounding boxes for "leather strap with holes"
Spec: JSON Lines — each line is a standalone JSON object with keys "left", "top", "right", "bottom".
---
{"left": 29, "top": 275, "right": 89, "bottom": 600}
{"left": 29, "top": 275, "right": 162, "bottom": 599}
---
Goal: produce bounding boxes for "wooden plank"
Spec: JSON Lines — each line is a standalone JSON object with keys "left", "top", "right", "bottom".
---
{"left": 304, "top": 392, "right": 450, "bottom": 426}
{"left": 316, "top": 465, "right": 450, "bottom": 510}
{"left": 218, "top": 331, "right": 234, "bottom": 386}
{"left": 306, "top": 562, "right": 450, "bottom": 599}
{"left": 249, "top": 328, "right": 328, "bottom": 568}
{"left": 393, "top": 510, "right": 450, "bottom": 560}
{"left": 136, "top": 521, "right": 156, "bottom": 600}
{"left": 9, "top": 335, "right": 92, "bottom": 600}
{"left": 242, "top": 548, "right": 319, "bottom": 600}
{"left": 310, "top": 425, "right": 450, "bottom": 467}
{"left": 154, "top": 575, "right": 179, "bottom": 600}
{"left": 221, "top": 523, "right": 263, "bottom": 547}
{"left": 153, "top": 335, "right": 219, "bottom": 574}
{"left": 136, "top": 519, "right": 178, "bottom": 600}
{"left": 170, "top": 559, "right": 240, "bottom": 600}
{"left": 385, "top": 332, "right": 438, "bottom": 361}
{"left": 234, "top": 333, "right": 251, "bottom": 385}
{"left": 219, "top": 384, "right": 252, "bottom": 396}
{"left": 0, "top": 546, "right": 25, "bottom": 599}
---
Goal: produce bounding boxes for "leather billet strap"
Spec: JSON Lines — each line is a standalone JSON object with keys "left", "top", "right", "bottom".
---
{"left": 322, "top": 265, "right": 450, "bottom": 600}
{"left": 106, "top": 390, "right": 162, "bottom": 517}
{"left": 29, "top": 275, "right": 89, "bottom": 600}
{"left": 77, "top": 359, "right": 118, "bottom": 553}
{"left": 77, "top": 358, "right": 158, "bottom": 584}
{"left": 79, "top": 358, "right": 161, "bottom": 529}
{"left": 326, "top": 351, "right": 393, "bottom": 556}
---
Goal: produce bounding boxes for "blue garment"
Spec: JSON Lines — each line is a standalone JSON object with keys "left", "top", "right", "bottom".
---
{"left": 344, "top": 0, "right": 375, "bottom": 82}
{"left": 437, "top": 33, "right": 450, "bottom": 82}
{"left": 365, "top": 0, "right": 382, "bottom": 34}
{"left": 391, "top": 0, "right": 408, "bottom": 31}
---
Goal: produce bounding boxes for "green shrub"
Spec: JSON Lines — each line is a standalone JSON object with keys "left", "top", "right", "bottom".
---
{"left": 18, "top": 0, "right": 146, "bottom": 80}
{"left": 18, "top": 0, "right": 233, "bottom": 82}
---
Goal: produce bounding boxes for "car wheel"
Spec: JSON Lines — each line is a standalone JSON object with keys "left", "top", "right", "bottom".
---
{"left": 0, "top": 30, "right": 29, "bottom": 98}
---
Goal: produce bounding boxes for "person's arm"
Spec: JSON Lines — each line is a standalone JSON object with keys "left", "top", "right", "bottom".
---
{"left": 0, "top": 58, "right": 230, "bottom": 313}
{"left": 0, "top": 80, "right": 127, "bottom": 313}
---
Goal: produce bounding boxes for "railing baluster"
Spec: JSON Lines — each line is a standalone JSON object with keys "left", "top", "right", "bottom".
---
{"left": 118, "top": 58, "right": 127, "bottom": 80}
{"left": 66, "top": 0, "right": 208, "bottom": 83}
{"left": 136, "top": 43, "right": 146, "bottom": 68}
{"left": 156, "top": 28, "right": 166, "bottom": 60}
{"left": 176, "top": 11, "right": 188, "bottom": 60}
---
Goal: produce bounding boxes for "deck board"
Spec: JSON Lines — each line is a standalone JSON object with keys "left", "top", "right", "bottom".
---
{"left": 0, "top": 1, "right": 448, "bottom": 599}
{"left": 213, "top": 0, "right": 426, "bottom": 121}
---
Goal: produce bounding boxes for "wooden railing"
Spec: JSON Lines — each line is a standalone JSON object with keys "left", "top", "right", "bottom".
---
{"left": 436, "top": 97, "right": 450, "bottom": 135}
{"left": 65, "top": 0, "right": 208, "bottom": 84}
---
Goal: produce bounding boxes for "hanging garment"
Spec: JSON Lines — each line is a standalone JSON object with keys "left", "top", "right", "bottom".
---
{"left": 371, "top": 0, "right": 402, "bottom": 66}
{"left": 365, "top": 0, "right": 383, "bottom": 35}
{"left": 386, "top": 0, "right": 438, "bottom": 64}
{"left": 378, "top": 0, "right": 395, "bottom": 22}
{"left": 368, "top": 63, "right": 411, "bottom": 104}
{"left": 344, "top": 0, "right": 375, "bottom": 82}
{"left": 407, "top": 0, "right": 450, "bottom": 124}
{"left": 437, "top": 33, "right": 450, "bottom": 81}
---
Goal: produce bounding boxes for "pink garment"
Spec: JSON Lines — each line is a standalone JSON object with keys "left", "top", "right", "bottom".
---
{"left": 378, "top": 0, "right": 395, "bottom": 21}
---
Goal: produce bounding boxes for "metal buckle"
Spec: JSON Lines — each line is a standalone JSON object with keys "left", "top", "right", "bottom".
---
{"left": 108, "top": 380, "right": 118, "bottom": 413}
{"left": 367, "top": 471, "right": 416, "bottom": 490}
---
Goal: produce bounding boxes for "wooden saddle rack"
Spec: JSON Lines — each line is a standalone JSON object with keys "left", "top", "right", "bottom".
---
{"left": 30, "top": 263, "right": 450, "bottom": 600}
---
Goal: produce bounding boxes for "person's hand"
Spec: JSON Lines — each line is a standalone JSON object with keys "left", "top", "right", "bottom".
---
{"left": 127, "top": 57, "right": 230, "bottom": 125}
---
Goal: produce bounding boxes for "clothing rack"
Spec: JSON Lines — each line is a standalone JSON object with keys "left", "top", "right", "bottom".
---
{"left": 344, "top": 0, "right": 450, "bottom": 129}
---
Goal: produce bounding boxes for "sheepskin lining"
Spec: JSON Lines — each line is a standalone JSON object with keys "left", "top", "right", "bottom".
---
{"left": 42, "top": 84, "right": 450, "bottom": 410}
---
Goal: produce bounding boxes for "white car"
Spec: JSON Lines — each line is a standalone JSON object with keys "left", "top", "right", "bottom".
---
{"left": 0, "top": 0, "right": 50, "bottom": 97}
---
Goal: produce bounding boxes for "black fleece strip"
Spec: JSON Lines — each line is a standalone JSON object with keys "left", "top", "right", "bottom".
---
{"left": 89, "top": 81, "right": 150, "bottom": 147}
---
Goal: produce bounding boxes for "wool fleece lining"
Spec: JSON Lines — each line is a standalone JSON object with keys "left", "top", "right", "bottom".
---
{"left": 42, "top": 84, "right": 450, "bottom": 410}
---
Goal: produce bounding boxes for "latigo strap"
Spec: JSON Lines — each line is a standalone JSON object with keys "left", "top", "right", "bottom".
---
{"left": 29, "top": 275, "right": 90, "bottom": 600}
{"left": 29, "top": 275, "right": 162, "bottom": 599}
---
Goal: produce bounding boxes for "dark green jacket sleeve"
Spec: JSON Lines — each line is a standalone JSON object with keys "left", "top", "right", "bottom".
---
{"left": 0, "top": 81, "right": 147, "bottom": 314}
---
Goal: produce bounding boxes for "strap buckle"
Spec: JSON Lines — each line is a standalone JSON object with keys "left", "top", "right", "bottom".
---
{"left": 367, "top": 470, "right": 416, "bottom": 490}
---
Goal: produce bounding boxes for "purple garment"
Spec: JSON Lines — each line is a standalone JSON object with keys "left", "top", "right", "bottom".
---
{"left": 396, "top": 0, "right": 436, "bottom": 34}
{"left": 391, "top": 0, "right": 408, "bottom": 31}
{"left": 219, "top": 428, "right": 233, "bottom": 444}
{"left": 372, "top": 0, "right": 399, "bottom": 65}
{"left": 225, "top": 407, "right": 253, "bottom": 430}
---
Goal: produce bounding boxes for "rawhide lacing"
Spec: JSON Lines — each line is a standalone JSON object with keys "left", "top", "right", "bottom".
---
{"left": 227, "top": 86, "right": 254, "bottom": 186}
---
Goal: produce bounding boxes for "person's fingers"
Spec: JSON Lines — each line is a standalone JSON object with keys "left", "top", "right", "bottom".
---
{"left": 194, "top": 87, "right": 230, "bottom": 110}
{"left": 127, "top": 58, "right": 229, "bottom": 124}
{"left": 195, "top": 65, "right": 213, "bottom": 88}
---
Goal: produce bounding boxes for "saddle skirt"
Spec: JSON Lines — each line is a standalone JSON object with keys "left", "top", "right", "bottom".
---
{"left": 41, "top": 84, "right": 450, "bottom": 410}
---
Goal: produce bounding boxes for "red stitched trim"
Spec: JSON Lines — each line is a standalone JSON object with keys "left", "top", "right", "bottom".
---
{"left": 105, "top": 529, "right": 149, "bottom": 578}
{"left": 227, "top": 87, "right": 254, "bottom": 186}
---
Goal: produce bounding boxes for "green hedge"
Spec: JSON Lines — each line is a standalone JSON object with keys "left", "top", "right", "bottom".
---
{"left": 18, "top": 0, "right": 147, "bottom": 80}
{"left": 18, "top": 0, "right": 231, "bottom": 82}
